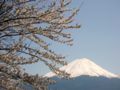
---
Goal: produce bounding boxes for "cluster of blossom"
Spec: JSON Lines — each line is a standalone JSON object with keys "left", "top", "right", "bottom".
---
{"left": 0, "top": 0, "right": 81, "bottom": 89}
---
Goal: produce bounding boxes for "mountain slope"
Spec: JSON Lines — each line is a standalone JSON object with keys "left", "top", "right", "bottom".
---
{"left": 44, "top": 58, "right": 119, "bottom": 78}
{"left": 48, "top": 75, "right": 120, "bottom": 90}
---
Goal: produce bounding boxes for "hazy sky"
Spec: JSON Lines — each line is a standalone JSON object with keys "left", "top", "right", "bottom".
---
{"left": 22, "top": 0, "right": 120, "bottom": 76}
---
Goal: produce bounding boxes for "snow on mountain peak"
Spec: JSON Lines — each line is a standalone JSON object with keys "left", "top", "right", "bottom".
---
{"left": 44, "top": 58, "right": 119, "bottom": 78}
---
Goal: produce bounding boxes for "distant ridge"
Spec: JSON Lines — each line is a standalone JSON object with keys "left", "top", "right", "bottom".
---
{"left": 44, "top": 58, "right": 120, "bottom": 78}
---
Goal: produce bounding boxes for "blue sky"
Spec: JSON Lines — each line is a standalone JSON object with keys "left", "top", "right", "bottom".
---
{"left": 22, "top": 0, "right": 120, "bottom": 76}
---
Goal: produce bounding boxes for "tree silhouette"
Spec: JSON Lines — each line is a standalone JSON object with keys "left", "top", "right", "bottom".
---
{"left": 0, "top": 0, "right": 81, "bottom": 89}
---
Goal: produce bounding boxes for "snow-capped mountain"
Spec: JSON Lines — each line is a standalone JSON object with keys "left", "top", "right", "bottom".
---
{"left": 44, "top": 58, "right": 119, "bottom": 78}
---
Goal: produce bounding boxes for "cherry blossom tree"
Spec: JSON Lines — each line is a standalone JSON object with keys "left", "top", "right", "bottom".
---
{"left": 0, "top": 0, "right": 81, "bottom": 89}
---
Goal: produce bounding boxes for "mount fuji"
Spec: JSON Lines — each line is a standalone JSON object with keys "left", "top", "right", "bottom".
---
{"left": 44, "top": 58, "right": 120, "bottom": 78}
{"left": 44, "top": 58, "right": 120, "bottom": 90}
